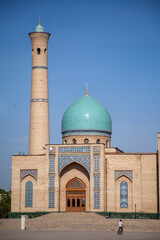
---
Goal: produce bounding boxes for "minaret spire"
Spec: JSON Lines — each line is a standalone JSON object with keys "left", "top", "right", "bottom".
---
{"left": 86, "top": 83, "right": 88, "bottom": 95}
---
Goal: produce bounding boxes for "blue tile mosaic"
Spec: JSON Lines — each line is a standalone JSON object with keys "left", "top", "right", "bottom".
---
{"left": 32, "top": 66, "right": 48, "bottom": 69}
{"left": 49, "top": 174, "right": 55, "bottom": 188}
{"left": 94, "top": 175, "right": 100, "bottom": 189}
{"left": 49, "top": 190, "right": 55, "bottom": 208}
{"left": 20, "top": 169, "right": 38, "bottom": 181}
{"left": 58, "top": 155, "right": 90, "bottom": 173}
{"left": 120, "top": 180, "right": 128, "bottom": 208}
{"left": 25, "top": 181, "right": 33, "bottom": 207}
{"left": 93, "top": 146, "right": 100, "bottom": 153}
{"left": 94, "top": 191, "right": 100, "bottom": 209}
{"left": 115, "top": 170, "right": 132, "bottom": 181}
{"left": 58, "top": 147, "right": 90, "bottom": 153}
{"left": 94, "top": 155, "right": 100, "bottom": 172}
{"left": 49, "top": 155, "right": 55, "bottom": 172}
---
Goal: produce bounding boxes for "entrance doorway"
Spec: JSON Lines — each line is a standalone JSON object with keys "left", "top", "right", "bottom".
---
{"left": 66, "top": 178, "right": 86, "bottom": 212}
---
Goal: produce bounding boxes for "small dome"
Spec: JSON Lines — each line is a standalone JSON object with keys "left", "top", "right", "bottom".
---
{"left": 35, "top": 24, "right": 45, "bottom": 32}
{"left": 61, "top": 94, "right": 112, "bottom": 137}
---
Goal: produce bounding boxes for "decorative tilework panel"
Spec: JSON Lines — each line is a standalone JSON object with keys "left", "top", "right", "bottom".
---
{"left": 94, "top": 155, "right": 100, "bottom": 172}
{"left": 49, "top": 174, "right": 55, "bottom": 188}
{"left": 32, "top": 66, "right": 48, "bottom": 69}
{"left": 120, "top": 180, "right": 128, "bottom": 208}
{"left": 58, "top": 155, "right": 90, "bottom": 173}
{"left": 49, "top": 147, "right": 56, "bottom": 153}
{"left": 115, "top": 170, "right": 132, "bottom": 181}
{"left": 93, "top": 146, "right": 100, "bottom": 153}
{"left": 94, "top": 191, "right": 100, "bottom": 209}
{"left": 58, "top": 147, "right": 90, "bottom": 153}
{"left": 94, "top": 175, "right": 100, "bottom": 189}
{"left": 20, "top": 169, "right": 38, "bottom": 181}
{"left": 49, "top": 190, "right": 55, "bottom": 208}
{"left": 25, "top": 181, "right": 33, "bottom": 207}
{"left": 49, "top": 155, "right": 55, "bottom": 172}
{"left": 31, "top": 98, "right": 48, "bottom": 102}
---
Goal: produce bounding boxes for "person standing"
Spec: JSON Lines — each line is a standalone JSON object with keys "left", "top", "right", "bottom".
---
{"left": 118, "top": 219, "right": 123, "bottom": 234}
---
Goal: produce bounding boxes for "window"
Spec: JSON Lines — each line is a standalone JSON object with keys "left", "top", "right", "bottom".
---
{"left": 32, "top": 49, "right": 34, "bottom": 55}
{"left": 72, "top": 139, "right": 76, "bottom": 144}
{"left": 84, "top": 138, "right": 89, "bottom": 144}
{"left": 37, "top": 48, "right": 41, "bottom": 54}
{"left": 120, "top": 180, "right": 128, "bottom": 208}
{"left": 72, "top": 198, "right": 75, "bottom": 207}
{"left": 96, "top": 139, "right": 100, "bottom": 144}
{"left": 44, "top": 48, "right": 47, "bottom": 55}
{"left": 82, "top": 198, "right": 85, "bottom": 207}
{"left": 25, "top": 181, "right": 33, "bottom": 207}
{"left": 64, "top": 140, "right": 67, "bottom": 144}
{"left": 106, "top": 140, "right": 109, "bottom": 148}
{"left": 67, "top": 199, "right": 70, "bottom": 207}
{"left": 77, "top": 198, "right": 80, "bottom": 207}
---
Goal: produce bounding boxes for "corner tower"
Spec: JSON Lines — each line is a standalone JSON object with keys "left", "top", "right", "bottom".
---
{"left": 29, "top": 21, "right": 50, "bottom": 155}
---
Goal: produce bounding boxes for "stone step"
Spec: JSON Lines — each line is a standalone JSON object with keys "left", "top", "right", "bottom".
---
{"left": 0, "top": 213, "right": 160, "bottom": 232}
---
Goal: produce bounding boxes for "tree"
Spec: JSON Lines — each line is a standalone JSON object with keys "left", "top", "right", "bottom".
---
{"left": 0, "top": 189, "right": 11, "bottom": 218}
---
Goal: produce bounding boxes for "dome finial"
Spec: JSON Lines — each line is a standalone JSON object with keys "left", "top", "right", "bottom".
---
{"left": 39, "top": 16, "right": 41, "bottom": 26}
{"left": 86, "top": 83, "right": 88, "bottom": 95}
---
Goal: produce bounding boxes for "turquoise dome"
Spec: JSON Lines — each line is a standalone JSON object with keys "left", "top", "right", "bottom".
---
{"left": 35, "top": 24, "right": 44, "bottom": 32}
{"left": 62, "top": 94, "right": 112, "bottom": 137}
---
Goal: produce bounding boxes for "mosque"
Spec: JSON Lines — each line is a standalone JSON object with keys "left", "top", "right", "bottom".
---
{"left": 11, "top": 22, "right": 160, "bottom": 214}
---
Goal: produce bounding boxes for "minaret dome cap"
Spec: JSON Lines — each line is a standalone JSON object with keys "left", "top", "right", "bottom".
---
{"left": 35, "top": 18, "right": 45, "bottom": 32}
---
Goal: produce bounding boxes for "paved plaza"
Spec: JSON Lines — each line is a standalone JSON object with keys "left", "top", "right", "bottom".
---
{"left": 0, "top": 230, "right": 160, "bottom": 240}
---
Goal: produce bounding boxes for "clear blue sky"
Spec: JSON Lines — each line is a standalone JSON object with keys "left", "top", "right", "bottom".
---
{"left": 0, "top": 0, "right": 160, "bottom": 190}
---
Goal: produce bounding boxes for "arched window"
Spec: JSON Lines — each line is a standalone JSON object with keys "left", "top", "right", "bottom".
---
{"left": 84, "top": 138, "right": 89, "bottom": 144}
{"left": 72, "top": 139, "right": 76, "bottom": 144}
{"left": 25, "top": 181, "right": 33, "bottom": 207}
{"left": 44, "top": 48, "right": 47, "bottom": 55}
{"left": 32, "top": 49, "right": 34, "bottom": 55}
{"left": 96, "top": 139, "right": 100, "bottom": 144}
{"left": 120, "top": 180, "right": 128, "bottom": 208}
{"left": 72, "top": 198, "right": 75, "bottom": 207}
{"left": 77, "top": 198, "right": 80, "bottom": 207}
{"left": 106, "top": 140, "right": 109, "bottom": 148}
{"left": 37, "top": 48, "right": 41, "bottom": 55}
{"left": 67, "top": 199, "right": 70, "bottom": 207}
{"left": 64, "top": 140, "right": 67, "bottom": 144}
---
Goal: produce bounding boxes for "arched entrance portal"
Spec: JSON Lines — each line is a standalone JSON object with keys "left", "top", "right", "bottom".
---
{"left": 66, "top": 178, "right": 86, "bottom": 212}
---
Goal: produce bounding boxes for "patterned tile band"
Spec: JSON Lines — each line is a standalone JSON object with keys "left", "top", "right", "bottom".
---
{"left": 93, "top": 146, "right": 100, "bottom": 153}
{"left": 31, "top": 98, "right": 48, "bottom": 102}
{"left": 32, "top": 66, "right": 48, "bottom": 69}
{"left": 49, "top": 190, "right": 55, "bottom": 208}
{"left": 58, "top": 155, "right": 90, "bottom": 173}
{"left": 58, "top": 147, "right": 90, "bottom": 153}
{"left": 115, "top": 170, "right": 132, "bottom": 181}
{"left": 94, "top": 191, "right": 100, "bottom": 209}
{"left": 20, "top": 169, "right": 38, "bottom": 181}
{"left": 94, "top": 154, "right": 100, "bottom": 172}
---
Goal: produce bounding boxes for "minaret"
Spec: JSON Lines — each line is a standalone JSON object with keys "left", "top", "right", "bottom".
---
{"left": 28, "top": 20, "right": 50, "bottom": 155}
